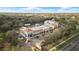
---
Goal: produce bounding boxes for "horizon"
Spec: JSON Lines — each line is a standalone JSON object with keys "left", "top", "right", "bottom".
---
{"left": 0, "top": 7, "right": 79, "bottom": 13}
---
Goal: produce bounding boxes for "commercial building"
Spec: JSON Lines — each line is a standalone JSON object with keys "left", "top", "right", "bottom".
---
{"left": 19, "top": 19, "right": 59, "bottom": 39}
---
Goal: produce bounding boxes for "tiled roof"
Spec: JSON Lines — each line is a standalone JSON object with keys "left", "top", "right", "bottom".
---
{"left": 20, "top": 20, "right": 58, "bottom": 33}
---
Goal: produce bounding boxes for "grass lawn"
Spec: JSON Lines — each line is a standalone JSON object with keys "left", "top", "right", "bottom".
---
{"left": 49, "top": 32, "right": 79, "bottom": 51}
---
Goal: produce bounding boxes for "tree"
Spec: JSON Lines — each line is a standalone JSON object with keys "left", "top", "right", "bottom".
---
{"left": 5, "top": 30, "right": 19, "bottom": 46}
{"left": 44, "top": 28, "right": 62, "bottom": 45}
{"left": 0, "top": 33, "right": 5, "bottom": 50}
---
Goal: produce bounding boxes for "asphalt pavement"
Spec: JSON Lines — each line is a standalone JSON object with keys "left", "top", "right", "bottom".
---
{"left": 62, "top": 37, "right": 79, "bottom": 51}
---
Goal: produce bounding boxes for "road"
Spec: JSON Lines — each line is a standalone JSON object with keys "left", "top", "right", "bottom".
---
{"left": 62, "top": 37, "right": 79, "bottom": 51}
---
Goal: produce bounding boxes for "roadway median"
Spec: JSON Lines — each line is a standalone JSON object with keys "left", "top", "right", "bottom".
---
{"left": 49, "top": 32, "right": 79, "bottom": 51}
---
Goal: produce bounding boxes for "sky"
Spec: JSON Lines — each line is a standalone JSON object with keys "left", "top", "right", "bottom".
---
{"left": 0, "top": 7, "right": 79, "bottom": 13}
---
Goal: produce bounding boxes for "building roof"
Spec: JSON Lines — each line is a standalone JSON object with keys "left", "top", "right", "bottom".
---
{"left": 20, "top": 20, "right": 58, "bottom": 33}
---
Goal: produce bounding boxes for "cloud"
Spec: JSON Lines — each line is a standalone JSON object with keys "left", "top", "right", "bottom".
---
{"left": 0, "top": 7, "right": 79, "bottom": 13}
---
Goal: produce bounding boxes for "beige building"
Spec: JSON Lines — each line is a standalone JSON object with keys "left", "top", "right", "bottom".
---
{"left": 19, "top": 20, "right": 59, "bottom": 39}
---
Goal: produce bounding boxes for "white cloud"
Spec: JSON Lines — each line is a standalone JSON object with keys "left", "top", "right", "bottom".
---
{"left": 22, "top": 7, "right": 53, "bottom": 13}
{"left": 0, "top": 7, "right": 79, "bottom": 13}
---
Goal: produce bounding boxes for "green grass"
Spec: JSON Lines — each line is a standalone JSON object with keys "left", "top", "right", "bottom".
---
{"left": 49, "top": 32, "right": 79, "bottom": 51}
